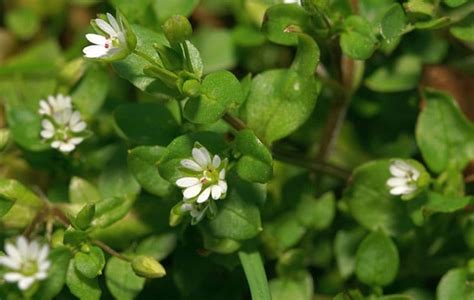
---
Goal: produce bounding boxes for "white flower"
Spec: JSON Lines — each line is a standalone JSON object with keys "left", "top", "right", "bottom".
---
{"left": 0, "top": 236, "right": 50, "bottom": 291}
{"left": 387, "top": 160, "right": 420, "bottom": 196}
{"left": 38, "top": 94, "right": 87, "bottom": 153}
{"left": 83, "top": 13, "right": 128, "bottom": 59}
{"left": 176, "top": 145, "right": 228, "bottom": 204}
{"left": 38, "top": 94, "right": 72, "bottom": 116}
{"left": 283, "top": 0, "right": 302, "bottom": 4}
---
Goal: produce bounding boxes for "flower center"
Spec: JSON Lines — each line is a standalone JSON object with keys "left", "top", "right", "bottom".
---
{"left": 21, "top": 260, "right": 39, "bottom": 276}
{"left": 201, "top": 168, "right": 219, "bottom": 185}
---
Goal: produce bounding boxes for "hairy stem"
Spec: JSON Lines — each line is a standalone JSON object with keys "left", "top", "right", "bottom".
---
{"left": 92, "top": 240, "right": 131, "bottom": 262}
{"left": 222, "top": 113, "right": 350, "bottom": 179}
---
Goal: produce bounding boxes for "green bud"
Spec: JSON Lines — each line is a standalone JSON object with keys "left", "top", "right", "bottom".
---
{"left": 169, "top": 202, "right": 184, "bottom": 227}
{"left": 58, "top": 58, "right": 86, "bottom": 88}
{"left": 162, "top": 15, "right": 193, "bottom": 45}
{"left": 131, "top": 255, "right": 166, "bottom": 278}
{"left": 403, "top": 0, "right": 435, "bottom": 19}
{"left": 0, "top": 128, "right": 10, "bottom": 151}
{"left": 75, "top": 203, "right": 95, "bottom": 230}
{"left": 51, "top": 229, "right": 65, "bottom": 248}
{"left": 182, "top": 79, "right": 201, "bottom": 97}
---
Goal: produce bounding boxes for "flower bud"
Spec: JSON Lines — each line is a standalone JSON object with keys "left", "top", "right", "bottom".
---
{"left": 75, "top": 203, "right": 95, "bottom": 230}
{"left": 131, "top": 255, "right": 166, "bottom": 278}
{"left": 162, "top": 15, "right": 192, "bottom": 45}
{"left": 0, "top": 128, "right": 10, "bottom": 151}
{"left": 182, "top": 79, "right": 201, "bottom": 97}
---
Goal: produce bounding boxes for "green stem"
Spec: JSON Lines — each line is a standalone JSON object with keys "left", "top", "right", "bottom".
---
{"left": 238, "top": 249, "right": 272, "bottom": 300}
{"left": 92, "top": 240, "right": 132, "bottom": 262}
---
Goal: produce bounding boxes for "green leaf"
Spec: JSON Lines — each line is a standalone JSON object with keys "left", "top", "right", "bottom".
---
{"left": 99, "top": 161, "right": 140, "bottom": 200}
{"left": 112, "top": 25, "right": 179, "bottom": 99}
{"left": 365, "top": 55, "right": 421, "bottom": 92}
{"left": 0, "top": 39, "right": 62, "bottom": 76}
{"left": 269, "top": 271, "right": 313, "bottom": 300}
{"left": 6, "top": 7, "right": 40, "bottom": 40}
{"left": 136, "top": 233, "right": 177, "bottom": 261}
{"left": 205, "top": 174, "right": 264, "bottom": 241}
{"left": 340, "top": 16, "right": 378, "bottom": 60}
{"left": 443, "top": 0, "right": 468, "bottom": 8}
{"left": 437, "top": 268, "right": 474, "bottom": 300}
{"left": 190, "top": 28, "right": 237, "bottom": 74}
{"left": 355, "top": 231, "right": 399, "bottom": 287}
{"left": 235, "top": 129, "right": 273, "bottom": 183}
{"left": 184, "top": 70, "right": 244, "bottom": 124}
{"left": 450, "top": 13, "right": 474, "bottom": 42}
{"left": 128, "top": 146, "right": 173, "bottom": 197}
{"left": 344, "top": 160, "right": 413, "bottom": 236}
{"left": 242, "top": 69, "right": 320, "bottom": 144}
{"left": 261, "top": 212, "right": 306, "bottom": 256}
{"left": 381, "top": 3, "right": 407, "bottom": 41}
{"left": 290, "top": 32, "right": 320, "bottom": 78}
{"left": 71, "top": 65, "right": 109, "bottom": 120}
{"left": 153, "top": 0, "right": 199, "bottom": 23}
{"left": 66, "top": 259, "right": 101, "bottom": 300}
{"left": 115, "top": 103, "right": 181, "bottom": 145}
{"left": 416, "top": 89, "right": 474, "bottom": 173}
{"left": 74, "top": 246, "right": 105, "bottom": 279}
{"left": 335, "top": 228, "right": 367, "bottom": 279}
{"left": 262, "top": 4, "right": 312, "bottom": 46}
{"left": 238, "top": 249, "right": 272, "bottom": 300}
{"left": 69, "top": 177, "right": 101, "bottom": 204}
{"left": 158, "top": 131, "right": 229, "bottom": 183}
{"left": 105, "top": 256, "right": 146, "bottom": 300}
{"left": 6, "top": 106, "right": 49, "bottom": 151}
{"left": 0, "top": 178, "right": 42, "bottom": 219}
{"left": 34, "top": 247, "right": 72, "bottom": 300}
{"left": 425, "top": 192, "right": 471, "bottom": 213}
{"left": 295, "top": 192, "right": 335, "bottom": 230}
{"left": 109, "top": 0, "right": 150, "bottom": 23}
{"left": 92, "top": 197, "right": 134, "bottom": 228}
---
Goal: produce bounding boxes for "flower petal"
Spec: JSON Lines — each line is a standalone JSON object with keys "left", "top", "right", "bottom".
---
{"left": 41, "top": 130, "right": 54, "bottom": 139}
{"left": 59, "top": 142, "right": 75, "bottom": 153}
{"left": 16, "top": 236, "right": 28, "bottom": 257}
{"left": 218, "top": 180, "right": 227, "bottom": 194}
{"left": 181, "top": 159, "right": 203, "bottom": 171}
{"left": 107, "top": 13, "right": 121, "bottom": 33}
{"left": 0, "top": 256, "right": 20, "bottom": 269}
{"left": 386, "top": 177, "right": 407, "bottom": 188}
{"left": 51, "top": 141, "right": 61, "bottom": 149}
{"left": 212, "top": 155, "right": 221, "bottom": 169}
{"left": 71, "top": 121, "right": 87, "bottom": 133}
{"left": 192, "top": 147, "right": 211, "bottom": 168}
{"left": 69, "top": 137, "right": 84, "bottom": 145}
{"left": 211, "top": 185, "right": 222, "bottom": 200}
{"left": 197, "top": 187, "right": 211, "bottom": 203}
{"left": 219, "top": 168, "right": 226, "bottom": 180}
{"left": 41, "top": 119, "right": 54, "bottom": 131}
{"left": 18, "top": 277, "right": 35, "bottom": 290}
{"left": 85, "top": 33, "right": 107, "bottom": 45}
{"left": 37, "top": 245, "right": 49, "bottom": 263}
{"left": 4, "top": 272, "right": 23, "bottom": 282}
{"left": 390, "top": 185, "right": 415, "bottom": 195}
{"left": 83, "top": 45, "right": 108, "bottom": 58}
{"left": 95, "top": 18, "right": 117, "bottom": 36}
{"left": 176, "top": 177, "right": 200, "bottom": 188}
{"left": 183, "top": 183, "right": 202, "bottom": 199}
